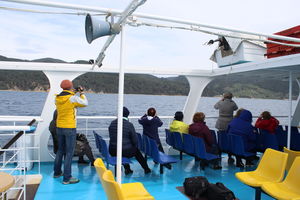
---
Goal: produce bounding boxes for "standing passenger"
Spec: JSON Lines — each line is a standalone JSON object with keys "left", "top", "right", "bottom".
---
{"left": 169, "top": 111, "right": 189, "bottom": 134}
{"left": 214, "top": 92, "right": 238, "bottom": 131}
{"left": 53, "top": 80, "right": 88, "bottom": 184}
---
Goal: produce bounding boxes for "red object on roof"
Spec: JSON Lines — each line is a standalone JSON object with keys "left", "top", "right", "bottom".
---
{"left": 265, "top": 25, "right": 300, "bottom": 58}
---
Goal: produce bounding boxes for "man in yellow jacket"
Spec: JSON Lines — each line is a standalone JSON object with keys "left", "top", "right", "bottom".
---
{"left": 53, "top": 79, "right": 88, "bottom": 184}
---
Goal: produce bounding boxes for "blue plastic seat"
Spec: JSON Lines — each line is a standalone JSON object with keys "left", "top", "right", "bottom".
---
{"left": 275, "top": 125, "right": 287, "bottom": 149}
{"left": 210, "top": 129, "right": 218, "bottom": 145}
{"left": 193, "top": 136, "right": 219, "bottom": 162}
{"left": 183, "top": 134, "right": 195, "bottom": 155}
{"left": 136, "top": 132, "right": 144, "bottom": 153}
{"left": 93, "top": 131, "right": 103, "bottom": 150}
{"left": 260, "top": 129, "right": 279, "bottom": 151}
{"left": 217, "top": 131, "right": 230, "bottom": 153}
{"left": 165, "top": 129, "right": 175, "bottom": 147}
{"left": 228, "top": 134, "right": 255, "bottom": 158}
{"left": 99, "top": 139, "right": 131, "bottom": 173}
{"left": 289, "top": 126, "right": 300, "bottom": 151}
{"left": 148, "top": 137, "right": 178, "bottom": 174}
{"left": 142, "top": 134, "right": 152, "bottom": 159}
{"left": 173, "top": 132, "right": 184, "bottom": 160}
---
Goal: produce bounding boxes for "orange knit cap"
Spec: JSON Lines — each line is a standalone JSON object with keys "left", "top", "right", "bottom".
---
{"left": 60, "top": 80, "right": 73, "bottom": 90}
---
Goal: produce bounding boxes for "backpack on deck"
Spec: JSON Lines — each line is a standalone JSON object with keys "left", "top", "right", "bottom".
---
{"left": 206, "top": 182, "right": 236, "bottom": 200}
{"left": 183, "top": 176, "right": 209, "bottom": 199}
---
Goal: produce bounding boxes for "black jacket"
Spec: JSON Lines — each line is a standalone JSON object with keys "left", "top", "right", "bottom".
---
{"left": 108, "top": 118, "right": 138, "bottom": 151}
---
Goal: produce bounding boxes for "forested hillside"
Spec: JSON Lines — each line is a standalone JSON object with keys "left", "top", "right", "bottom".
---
{"left": 0, "top": 55, "right": 298, "bottom": 99}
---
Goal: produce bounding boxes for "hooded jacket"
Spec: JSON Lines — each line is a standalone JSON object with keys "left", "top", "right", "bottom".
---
{"left": 189, "top": 121, "right": 213, "bottom": 151}
{"left": 138, "top": 115, "right": 163, "bottom": 143}
{"left": 169, "top": 120, "right": 189, "bottom": 134}
{"left": 55, "top": 90, "right": 88, "bottom": 128}
{"left": 255, "top": 117, "right": 279, "bottom": 134}
{"left": 227, "top": 109, "right": 256, "bottom": 151}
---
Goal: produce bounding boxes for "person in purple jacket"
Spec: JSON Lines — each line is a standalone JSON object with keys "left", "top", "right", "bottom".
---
{"left": 227, "top": 109, "right": 257, "bottom": 167}
{"left": 189, "top": 112, "right": 221, "bottom": 170}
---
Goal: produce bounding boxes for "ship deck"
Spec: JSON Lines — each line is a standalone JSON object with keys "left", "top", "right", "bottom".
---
{"left": 31, "top": 154, "right": 274, "bottom": 200}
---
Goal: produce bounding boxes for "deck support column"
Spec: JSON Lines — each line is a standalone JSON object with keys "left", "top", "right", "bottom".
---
{"left": 183, "top": 76, "right": 212, "bottom": 124}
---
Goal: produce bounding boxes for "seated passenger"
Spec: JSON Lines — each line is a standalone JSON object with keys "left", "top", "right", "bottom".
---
{"left": 255, "top": 111, "right": 279, "bottom": 134}
{"left": 227, "top": 109, "right": 257, "bottom": 167}
{"left": 169, "top": 111, "right": 189, "bottom": 134}
{"left": 138, "top": 107, "right": 164, "bottom": 152}
{"left": 189, "top": 112, "right": 221, "bottom": 169}
{"left": 109, "top": 107, "right": 151, "bottom": 175}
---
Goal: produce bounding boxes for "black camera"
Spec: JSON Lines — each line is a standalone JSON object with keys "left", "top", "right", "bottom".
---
{"left": 74, "top": 86, "right": 84, "bottom": 93}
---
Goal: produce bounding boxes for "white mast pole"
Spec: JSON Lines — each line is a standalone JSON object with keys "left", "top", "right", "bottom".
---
{"left": 287, "top": 71, "right": 292, "bottom": 149}
{"left": 116, "top": 25, "right": 125, "bottom": 184}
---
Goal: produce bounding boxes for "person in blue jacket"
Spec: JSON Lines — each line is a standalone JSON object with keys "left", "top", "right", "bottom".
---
{"left": 227, "top": 109, "right": 257, "bottom": 167}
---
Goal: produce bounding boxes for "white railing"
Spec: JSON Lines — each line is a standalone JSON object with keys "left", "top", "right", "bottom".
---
{"left": 0, "top": 125, "right": 40, "bottom": 200}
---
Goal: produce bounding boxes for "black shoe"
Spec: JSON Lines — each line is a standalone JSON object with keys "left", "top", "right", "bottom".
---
{"left": 78, "top": 160, "right": 89, "bottom": 164}
{"left": 246, "top": 160, "right": 254, "bottom": 167}
{"left": 90, "top": 160, "right": 95, "bottom": 166}
{"left": 164, "top": 163, "right": 172, "bottom": 170}
{"left": 200, "top": 161, "right": 206, "bottom": 170}
{"left": 236, "top": 161, "right": 244, "bottom": 168}
{"left": 228, "top": 157, "right": 235, "bottom": 164}
{"left": 153, "top": 161, "right": 158, "bottom": 165}
{"left": 125, "top": 168, "right": 133, "bottom": 175}
{"left": 212, "top": 164, "right": 222, "bottom": 170}
{"left": 253, "top": 155, "right": 260, "bottom": 160}
{"left": 144, "top": 168, "right": 151, "bottom": 174}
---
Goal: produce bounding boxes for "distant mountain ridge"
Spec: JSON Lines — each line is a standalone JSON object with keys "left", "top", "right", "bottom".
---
{"left": 0, "top": 55, "right": 298, "bottom": 99}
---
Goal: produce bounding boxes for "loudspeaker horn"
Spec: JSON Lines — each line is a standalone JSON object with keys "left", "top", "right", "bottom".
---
{"left": 85, "top": 14, "right": 121, "bottom": 44}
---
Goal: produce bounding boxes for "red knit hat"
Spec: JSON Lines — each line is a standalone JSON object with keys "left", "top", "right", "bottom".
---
{"left": 60, "top": 80, "right": 73, "bottom": 90}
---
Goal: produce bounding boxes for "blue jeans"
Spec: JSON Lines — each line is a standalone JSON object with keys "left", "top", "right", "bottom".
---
{"left": 54, "top": 128, "right": 76, "bottom": 182}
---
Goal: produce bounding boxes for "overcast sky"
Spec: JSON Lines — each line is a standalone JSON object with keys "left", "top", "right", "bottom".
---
{"left": 0, "top": 0, "right": 299, "bottom": 71}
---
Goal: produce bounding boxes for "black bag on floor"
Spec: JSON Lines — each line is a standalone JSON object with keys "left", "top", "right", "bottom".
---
{"left": 183, "top": 176, "right": 209, "bottom": 199}
{"left": 206, "top": 182, "right": 236, "bottom": 200}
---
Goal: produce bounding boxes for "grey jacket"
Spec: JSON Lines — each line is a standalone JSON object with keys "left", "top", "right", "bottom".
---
{"left": 214, "top": 99, "right": 238, "bottom": 131}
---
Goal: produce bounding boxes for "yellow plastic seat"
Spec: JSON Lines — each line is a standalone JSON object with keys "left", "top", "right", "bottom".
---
{"left": 235, "top": 148, "right": 288, "bottom": 187}
{"left": 94, "top": 158, "right": 108, "bottom": 185}
{"left": 261, "top": 157, "right": 300, "bottom": 200}
{"left": 102, "top": 170, "right": 154, "bottom": 200}
{"left": 283, "top": 147, "right": 300, "bottom": 172}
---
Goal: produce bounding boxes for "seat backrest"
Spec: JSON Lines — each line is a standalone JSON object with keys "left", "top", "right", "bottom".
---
{"left": 260, "top": 129, "right": 279, "bottom": 150}
{"left": 283, "top": 147, "right": 300, "bottom": 172}
{"left": 100, "top": 139, "right": 110, "bottom": 160}
{"left": 136, "top": 132, "right": 144, "bottom": 152}
{"left": 165, "top": 129, "right": 175, "bottom": 147}
{"left": 102, "top": 170, "right": 124, "bottom": 200}
{"left": 228, "top": 134, "right": 245, "bottom": 156}
{"left": 217, "top": 131, "right": 230, "bottom": 152}
{"left": 194, "top": 137, "right": 206, "bottom": 158}
{"left": 183, "top": 134, "right": 195, "bottom": 154}
{"left": 93, "top": 131, "right": 101, "bottom": 150}
{"left": 255, "top": 148, "right": 288, "bottom": 182}
{"left": 94, "top": 158, "right": 108, "bottom": 184}
{"left": 282, "top": 156, "right": 300, "bottom": 193}
{"left": 142, "top": 134, "right": 151, "bottom": 156}
{"left": 173, "top": 132, "right": 184, "bottom": 150}
{"left": 148, "top": 137, "right": 160, "bottom": 161}
{"left": 209, "top": 129, "right": 218, "bottom": 144}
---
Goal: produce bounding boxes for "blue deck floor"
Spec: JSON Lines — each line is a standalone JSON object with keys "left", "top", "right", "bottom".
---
{"left": 31, "top": 154, "right": 275, "bottom": 200}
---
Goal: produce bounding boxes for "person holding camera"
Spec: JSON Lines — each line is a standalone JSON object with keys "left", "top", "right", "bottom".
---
{"left": 214, "top": 92, "right": 238, "bottom": 131}
{"left": 53, "top": 79, "right": 88, "bottom": 185}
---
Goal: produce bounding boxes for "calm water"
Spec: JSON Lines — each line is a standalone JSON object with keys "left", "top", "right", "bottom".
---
{"left": 0, "top": 90, "right": 295, "bottom": 123}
